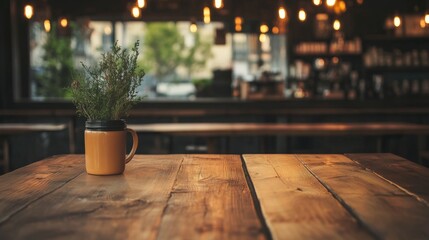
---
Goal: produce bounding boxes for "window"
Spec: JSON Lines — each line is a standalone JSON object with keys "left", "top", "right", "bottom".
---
{"left": 29, "top": 19, "right": 286, "bottom": 100}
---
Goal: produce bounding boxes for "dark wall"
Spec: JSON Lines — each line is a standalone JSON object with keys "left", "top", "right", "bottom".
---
{"left": 0, "top": 0, "right": 12, "bottom": 109}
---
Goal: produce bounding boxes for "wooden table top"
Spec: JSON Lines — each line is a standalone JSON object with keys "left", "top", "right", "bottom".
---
{"left": 0, "top": 154, "right": 428, "bottom": 239}
{"left": 128, "top": 122, "right": 429, "bottom": 136}
{"left": 0, "top": 124, "right": 67, "bottom": 135}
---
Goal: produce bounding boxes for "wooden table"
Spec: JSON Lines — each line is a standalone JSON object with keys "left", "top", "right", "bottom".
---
{"left": 129, "top": 122, "right": 429, "bottom": 156}
{"left": 0, "top": 124, "right": 67, "bottom": 172}
{"left": 0, "top": 154, "right": 428, "bottom": 239}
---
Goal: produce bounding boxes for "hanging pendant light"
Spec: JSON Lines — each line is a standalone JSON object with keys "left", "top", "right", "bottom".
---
{"left": 272, "top": 26, "right": 280, "bottom": 34}
{"left": 44, "top": 19, "right": 51, "bottom": 32}
{"left": 235, "top": 17, "right": 243, "bottom": 32}
{"left": 260, "top": 23, "right": 269, "bottom": 33}
{"left": 214, "top": 0, "right": 223, "bottom": 9}
{"left": 203, "top": 7, "right": 211, "bottom": 24}
{"left": 393, "top": 15, "right": 401, "bottom": 28}
{"left": 137, "top": 0, "right": 146, "bottom": 8}
{"left": 278, "top": 6, "right": 287, "bottom": 20}
{"left": 24, "top": 4, "right": 34, "bottom": 19}
{"left": 333, "top": 19, "right": 341, "bottom": 31}
{"left": 60, "top": 18, "right": 68, "bottom": 28}
{"left": 132, "top": 6, "right": 140, "bottom": 18}
{"left": 326, "top": 0, "right": 336, "bottom": 7}
{"left": 298, "top": 9, "right": 306, "bottom": 22}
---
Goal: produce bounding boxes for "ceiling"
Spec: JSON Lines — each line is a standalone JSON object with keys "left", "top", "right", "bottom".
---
{"left": 25, "top": 0, "right": 429, "bottom": 23}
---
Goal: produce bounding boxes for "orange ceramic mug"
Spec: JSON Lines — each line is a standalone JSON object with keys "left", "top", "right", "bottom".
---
{"left": 84, "top": 120, "right": 138, "bottom": 175}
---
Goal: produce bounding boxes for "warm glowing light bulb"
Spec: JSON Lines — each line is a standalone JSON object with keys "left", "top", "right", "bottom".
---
{"left": 60, "top": 18, "right": 68, "bottom": 28}
{"left": 24, "top": 5, "right": 33, "bottom": 19}
{"left": 420, "top": 18, "right": 426, "bottom": 28}
{"left": 214, "top": 0, "right": 223, "bottom": 9}
{"left": 260, "top": 24, "right": 269, "bottom": 33}
{"left": 137, "top": 0, "right": 146, "bottom": 8}
{"left": 333, "top": 19, "right": 341, "bottom": 31}
{"left": 356, "top": 0, "right": 364, "bottom": 4}
{"left": 393, "top": 16, "right": 401, "bottom": 27}
{"left": 278, "top": 6, "right": 287, "bottom": 20}
{"left": 132, "top": 6, "right": 140, "bottom": 18}
{"left": 425, "top": 13, "right": 429, "bottom": 24}
{"left": 44, "top": 19, "right": 51, "bottom": 32}
{"left": 326, "top": 0, "right": 336, "bottom": 7}
{"left": 235, "top": 17, "right": 243, "bottom": 25}
{"left": 339, "top": 1, "right": 346, "bottom": 11}
{"left": 272, "top": 26, "right": 279, "bottom": 34}
{"left": 298, "top": 9, "right": 306, "bottom": 22}
{"left": 203, "top": 7, "right": 211, "bottom": 24}
{"left": 259, "top": 33, "right": 267, "bottom": 43}
{"left": 190, "top": 23, "right": 197, "bottom": 32}
{"left": 313, "top": 0, "right": 322, "bottom": 6}
{"left": 235, "top": 17, "right": 243, "bottom": 32}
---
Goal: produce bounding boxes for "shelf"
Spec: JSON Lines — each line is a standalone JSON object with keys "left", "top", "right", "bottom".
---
{"left": 365, "top": 66, "right": 429, "bottom": 73}
{"left": 364, "top": 36, "right": 429, "bottom": 43}
{"left": 295, "top": 53, "right": 361, "bottom": 58}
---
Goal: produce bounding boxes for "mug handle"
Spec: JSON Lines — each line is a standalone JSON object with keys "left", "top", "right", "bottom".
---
{"left": 125, "top": 128, "right": 138, "bottom": 164}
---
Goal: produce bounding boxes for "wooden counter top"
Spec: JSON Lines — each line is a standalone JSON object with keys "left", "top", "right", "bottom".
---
{"left": 0, "top": 154, "right": 428, "bottom": 239}
{"left": 128, "top": 122, "right": 429, "bottom": 136}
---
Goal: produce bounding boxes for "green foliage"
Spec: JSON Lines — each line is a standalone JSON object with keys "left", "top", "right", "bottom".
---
{"left": 71, "top": 41, "right": 145, "bottom": 120}
{"left": 141, "top": 23, "right": 212, "bottom": 81}
{"left": 192, "top": 78, "right": 212, "bottom": 91}
{"left": 182, "top": 33, "right": 213, "bottom": 79}
{"left": 36, "top": 24, "right": 74, "bottom": 98}
{"left": 142, "top": 23, "right": 184, "bottom": 81}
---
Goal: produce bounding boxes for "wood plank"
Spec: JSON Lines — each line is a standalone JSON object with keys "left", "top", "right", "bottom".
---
{"left": 0, "top": 155, "right": 84, "bottom": 224}
{"left": 297, "top": 154, "right": 429, "bottom": 240}
{"left": 0, "top": 124, "right": 67, "bottom": 135}
{"left": 346, "top": 153, "right": 429, "bottom": 203}
{"left": 0, "top": 155, "right": 183, "bottom": 239}
{"left": 242, "top": 154, "right": 374, "bottom": 240}
{"left": 128, "top": 123, "right": 429, "bottom": 136}
{"left": 157, "top": 155, "right": 266, "bottom": 240}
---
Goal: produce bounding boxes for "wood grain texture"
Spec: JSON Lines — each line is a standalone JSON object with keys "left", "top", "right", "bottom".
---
{"left": 297, "top": 154, "right": 429, "bottom": 240}
{"left": 243, "top": 154, "right": 374, "bottom": 240}
{"left": 346, "top": 153, "right": 429, "bottom": 204}
{"left": 0, "top": 155, "right": 84, "bottom": 224}
{"left": 0, "top": 155, "right": 183, "bottom": 239}
{"left": 0, "top": 124, "right": 67, "bottom": 135}
{"left": 157, "top": 155, "right": 265, "bottom": 240}
{"left": 128, "top": 122, "right": 429, "bottom": 136}
{"left": 0, "top": 155, "right": 265, "bottom": 240}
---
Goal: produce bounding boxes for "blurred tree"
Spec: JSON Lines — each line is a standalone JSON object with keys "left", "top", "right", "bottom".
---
{"left": 36, "top": 24, "right": 74, "bottom": 98}
{"left": 142, "top": 23, "right": 184, "bottom": 82}
{"left": 182, "top": 32, "right": 212, "bottom": 80}
{"left": 142, "top": 23, "right": 212, "bottom": 82}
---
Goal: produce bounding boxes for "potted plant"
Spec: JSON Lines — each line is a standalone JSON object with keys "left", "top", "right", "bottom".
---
{"left": 71, "top": 41, "right": 145, "bottom": 175}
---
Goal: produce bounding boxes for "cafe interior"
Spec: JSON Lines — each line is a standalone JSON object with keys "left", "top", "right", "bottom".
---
{"left": 1, "top": 0, "right": 429, "bottom": 172}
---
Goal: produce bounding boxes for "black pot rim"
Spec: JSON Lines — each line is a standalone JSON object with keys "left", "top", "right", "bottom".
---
{"left": 85, "top": 120, "right": 126, "bottom": 131}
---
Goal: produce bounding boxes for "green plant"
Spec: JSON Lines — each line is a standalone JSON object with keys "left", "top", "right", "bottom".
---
{"left": 36, "top": 24, "right": 74, "bottom": 98}
{"left": 192, "top": 78, "right": 212, "bottom": 91}
{"left": 71, "top": 41, "right": 145, "bottom": 120}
